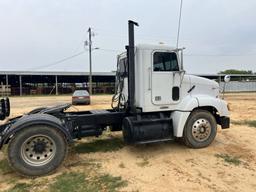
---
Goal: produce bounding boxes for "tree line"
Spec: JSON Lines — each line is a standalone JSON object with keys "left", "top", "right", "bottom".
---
{"left": 218, "top": 69, "right": 254, "bottom": 74}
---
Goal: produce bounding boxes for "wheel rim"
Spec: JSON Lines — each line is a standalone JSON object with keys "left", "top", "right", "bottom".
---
{"left": 191, "top": 118, "right": 212, "bottom": 142}
{"left": 21, "top": 134, "right": 56, "bottom": 166}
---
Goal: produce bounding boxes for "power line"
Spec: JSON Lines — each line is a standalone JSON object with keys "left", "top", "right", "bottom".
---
{"left": 98, "top": 48, "right": 122, "bottom": 52}
{"left": 28, "top": 51, "right": 86, "bottom": 71}
{"left": 26, "top": 47, "right": 256, "bottom": 71}
{"left": 26, "top": 48, "right": 123, "bottom": 71}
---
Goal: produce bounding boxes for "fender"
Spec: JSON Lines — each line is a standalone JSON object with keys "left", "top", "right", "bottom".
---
{"left": 171, "top": 95, "right": 198, "bottom": 137}
{"left": 1, "top": 113, "right": 73, "bottom": 148}
{"left": 171, "top": 95, "right": 229, "bottom": 137}
{"left": 195, "top": 95, "right": 229, "bottom": 117}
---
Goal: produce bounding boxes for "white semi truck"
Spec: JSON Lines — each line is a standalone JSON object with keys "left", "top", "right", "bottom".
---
{"left": 0, "top": 21, "right": 230, "bottom": 176}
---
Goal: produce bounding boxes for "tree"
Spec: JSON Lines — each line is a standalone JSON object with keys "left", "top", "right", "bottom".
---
{"left": 218, "top": 69, "right": 253, "bottom": 74}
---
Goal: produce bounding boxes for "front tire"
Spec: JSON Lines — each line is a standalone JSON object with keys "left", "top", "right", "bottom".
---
{"left": 183, "top": 110, "right": 217, "bottom": 149}
{"left": 8, "top": 125, "right": 67, "bottom": 177}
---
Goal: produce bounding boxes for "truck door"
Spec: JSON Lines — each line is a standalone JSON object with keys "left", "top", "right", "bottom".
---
{"left": 151, "top": 51, "right": 181, "bottom": 105}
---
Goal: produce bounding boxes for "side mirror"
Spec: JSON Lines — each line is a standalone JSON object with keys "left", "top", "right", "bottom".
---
{"left": 222, "top": 75, "right": 231, "bottom": 99}
{"left": 224, "top": 75, "right": 231, "bottom": 83}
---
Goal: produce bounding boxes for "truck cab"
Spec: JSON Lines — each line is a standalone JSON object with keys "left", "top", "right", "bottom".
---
{"left": 117, "top": 44, "right": 229, "bottom": 139}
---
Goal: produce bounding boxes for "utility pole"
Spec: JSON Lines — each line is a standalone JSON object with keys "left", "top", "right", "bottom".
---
{"left": 88, "top": 27, "right": 93, "bottom": 95}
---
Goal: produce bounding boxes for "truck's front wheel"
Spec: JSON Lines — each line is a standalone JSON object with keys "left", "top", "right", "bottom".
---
{"left": 183, "top": 110, "right": 217, "bottom": 149}
{"left": 8, "top": 125, "right": 67, "bottom": 177}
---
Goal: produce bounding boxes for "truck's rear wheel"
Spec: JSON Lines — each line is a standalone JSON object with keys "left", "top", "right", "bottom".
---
{"left": 8, "top": 125, "right": 67, "bottom": 177}
{"left": 183, "top": 110, "right": 217, "bottom": 148}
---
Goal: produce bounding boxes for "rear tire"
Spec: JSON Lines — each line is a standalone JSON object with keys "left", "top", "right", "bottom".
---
{"left": 183, "top": 110, "right": 217, "bottom": 149}
{"left": 7, "top": 125, "right": 67, "bottom": 177}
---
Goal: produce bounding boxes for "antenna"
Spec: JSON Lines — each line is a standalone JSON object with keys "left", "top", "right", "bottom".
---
{"left": 176, "top": 0, "right": 183, "bottom": 48}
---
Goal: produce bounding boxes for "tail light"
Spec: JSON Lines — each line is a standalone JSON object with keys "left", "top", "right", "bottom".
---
{"left": 72, "top": 96, "right": 90, "bottom": 99}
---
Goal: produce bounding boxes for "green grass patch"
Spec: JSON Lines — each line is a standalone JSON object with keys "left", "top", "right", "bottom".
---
{"left": 0, "top": 159, "right": 13, "bottom": 174}
{"left": 215, "top": 153, "right": 241, "bottom": 166}
{"left": 4, "top": 167, "right": 126, "bottom": 192}
{"left": 232, "top": 120, "right": 256, "bottom": 128}
{"left": 49, "top": 172, "right": 87, "bottom": 192}
{"left": 97, "top": 174, "right": 128, "bottom": 192}
{"left": 75, "top": 137, "right": 124, "bottom": 153}
{"left": 49, "top": 172, "right": 127, "bottom": 192}
{"left": 6, "top": 183, "right": 32, "bottom": 192}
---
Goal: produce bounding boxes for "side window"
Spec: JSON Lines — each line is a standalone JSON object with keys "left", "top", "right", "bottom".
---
{"left": 153, "top": 52, "right": 179, "bottom": 72}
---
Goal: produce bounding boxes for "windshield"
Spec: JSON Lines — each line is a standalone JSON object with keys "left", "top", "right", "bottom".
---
{"left": 73, "top": 90, "right": 89, "bottom": 96}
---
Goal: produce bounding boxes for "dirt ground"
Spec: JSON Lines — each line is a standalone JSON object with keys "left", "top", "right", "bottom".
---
{"left": 0, "top": 93, "right": 256, "bottom": 192}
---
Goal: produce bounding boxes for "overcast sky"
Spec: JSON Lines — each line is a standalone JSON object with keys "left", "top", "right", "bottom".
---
{"left": 0, "top": 0, "right": 256, "bottom": 74}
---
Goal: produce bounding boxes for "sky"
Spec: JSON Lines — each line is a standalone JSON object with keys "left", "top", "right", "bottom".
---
{"left": 0, "top": 0, "right": 256, "bottom": 74}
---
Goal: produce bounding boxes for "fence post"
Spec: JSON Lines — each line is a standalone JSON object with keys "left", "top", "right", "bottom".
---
{"left": 19, "top": 75, "right": 22, "bottom": 96}
{"left": 55, "top": 75, "right": 58, "bottom": 95}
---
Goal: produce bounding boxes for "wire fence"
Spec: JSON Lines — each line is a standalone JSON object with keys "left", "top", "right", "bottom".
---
{"left": 220, "top": 81, "right": 256, "bottom": 92}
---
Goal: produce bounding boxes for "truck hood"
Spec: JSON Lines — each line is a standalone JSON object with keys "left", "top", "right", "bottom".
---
{"left": 189, "top": 75, "right": 219, "bottom": 88}
{"left": 187, "top": 75, "right": 219, "bottom": 97}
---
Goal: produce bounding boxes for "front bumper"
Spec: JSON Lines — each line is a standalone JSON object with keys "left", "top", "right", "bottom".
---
{"left": 219, "top": 116, "right": 230, "bottom": 129}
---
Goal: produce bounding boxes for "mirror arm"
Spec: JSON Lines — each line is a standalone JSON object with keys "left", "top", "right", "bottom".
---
{"left": 181, "top": 49, "right": 184, "bottom": 70}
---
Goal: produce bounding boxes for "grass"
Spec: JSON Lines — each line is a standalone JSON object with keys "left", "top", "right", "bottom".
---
{"left": 215, "top": 153, "right": 241, "bottom": 166}
{"left": 232, "top": 120, "right": 256, "bottom": 128}
{"left": 49, "top": 172, "right": 127, "bottom": 192}
{"left": 96, "top": 174, "right": 127, "bottom": 192}
{"left": 49, "top": 172, "right": 87, "bottom": 192}
{"left": 0, "top": 159, "right": 13, "bottom": 174}
{"left": 75, "top": 137, "right": 124, "bottom": 153}
{"left": 6, "top": 172, "right": 127, "bottom": 192}
{"left": 6, "top": 183, "right": 32, "bottom": 192}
